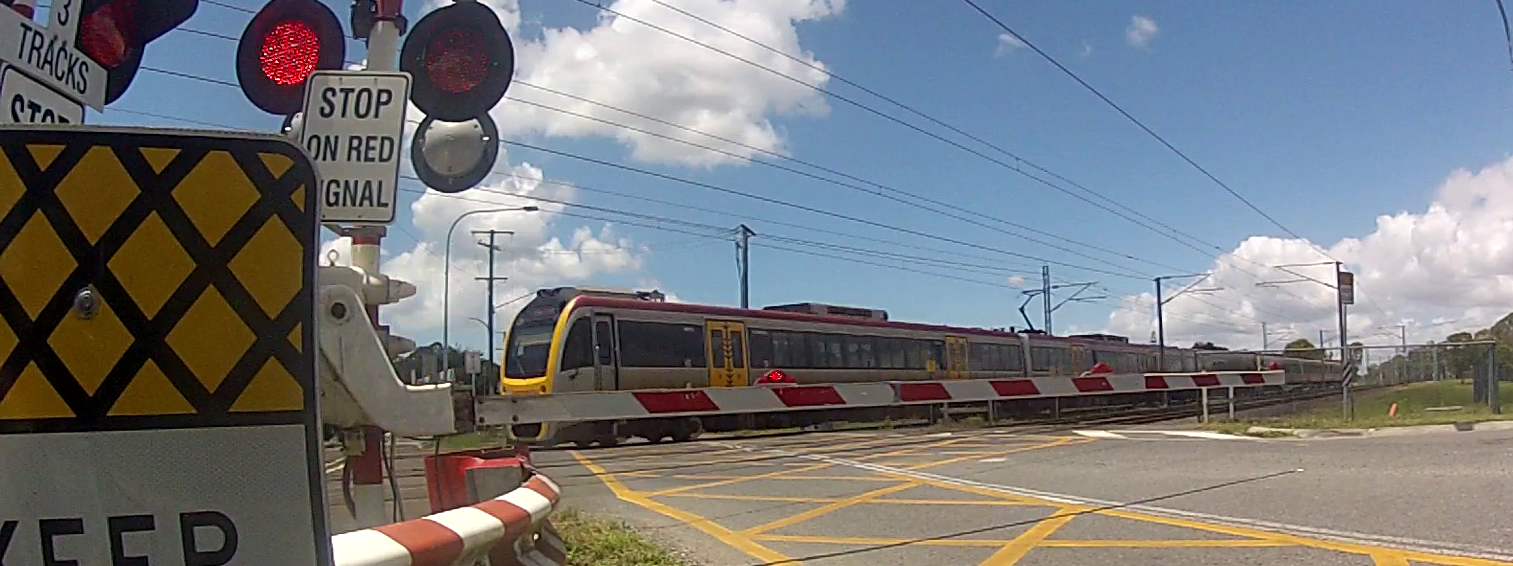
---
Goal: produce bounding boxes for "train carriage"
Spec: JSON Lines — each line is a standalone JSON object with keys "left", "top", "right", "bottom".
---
{"left": 499, "top": 287, "right": 1343, "bottom": 446}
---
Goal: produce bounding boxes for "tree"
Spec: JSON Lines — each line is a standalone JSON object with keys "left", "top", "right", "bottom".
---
{"left": 1191, "top": 341, "right": 1227, "bottom": 351}
{"left": 1284, "top": 338, "right": 1324, "bottom": 360}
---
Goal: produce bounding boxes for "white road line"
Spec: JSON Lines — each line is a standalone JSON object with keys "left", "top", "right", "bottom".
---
{"left": 1072, "top": 430, "right": 1127, "bottom": 439}
{"left": 717, "top": 441, "right": 1513, "bottom": 562}
{"left": 1108, "top": 430, "right": 1256, "bottom": 441}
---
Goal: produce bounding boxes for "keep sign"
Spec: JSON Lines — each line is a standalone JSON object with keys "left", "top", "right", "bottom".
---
{"left": 300, "top": 70, "right": 411, "bottom": 225}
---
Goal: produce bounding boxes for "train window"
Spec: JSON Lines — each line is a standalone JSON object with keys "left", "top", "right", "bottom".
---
{"left": 619, "top": 321, "right": 707, "bottom": 368}
{"left": 749, "top": 329, "right": 773, "bottom": 368}
{"left": 826, "top": 336, "right": 845, "bottom": 368}
{"left": 787, "top": 332, "right": 812, "bottom": 367}
{"left": 875, "top": 337, "right": 895, "bottom": 369}
{"left": 889, "top": 339, "right": 907, "bottom": 369}
{"left": 561, "top": 318, "right": 593, "bottom": 370}
{"left": 858, "top": 337, "right": 877, "bottom": 368}
{"left": 594, "top": 320, "right": 614, "bottom": 366}
{"left": 1005, "top": 344, "right": 1025, "bottom": 371}
{"left": 845, "top": 336, "right": 864, "bottom": 368}
{"left": 968, "top": 343, "right": 987, "bottom": 371}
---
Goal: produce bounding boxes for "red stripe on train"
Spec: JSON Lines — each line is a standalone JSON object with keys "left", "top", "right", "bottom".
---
{"left": 633, "top": 391, "right": 720, "bottom": 413}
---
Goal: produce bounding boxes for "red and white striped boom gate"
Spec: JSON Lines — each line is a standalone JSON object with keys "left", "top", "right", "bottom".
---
{"left": 475, "top": 371, "right": 1284, "bottom": 426}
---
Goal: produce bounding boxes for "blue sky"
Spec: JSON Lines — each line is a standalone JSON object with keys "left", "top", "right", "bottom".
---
{"left": 79, "top": 0, "right": 1513, "bottom": 353}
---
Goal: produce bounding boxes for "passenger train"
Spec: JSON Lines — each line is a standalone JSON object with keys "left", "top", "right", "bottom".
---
{"left": 500, "top": 287, "right": 1343, "bottom": 446}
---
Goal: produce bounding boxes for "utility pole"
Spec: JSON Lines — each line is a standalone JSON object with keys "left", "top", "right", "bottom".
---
{"left": 1020, "top": 267, "right": 1105, "bottom": 336}
{"left": 736, "top": 224, "right": 755, "bottom": 308}
{"left": 1041, "top": 265, "right": 1052, "bottom": 334}
{"left": 1261, "top": 322, "right": 1268, "bottom": 351}
{"left": 1153, "top": 273, "right": 1217, "bottom": 371}
{"left": 1259, "top": 260, "right": 1352, "bottom": 418}
{"left": 472, "top": 229, "right": 513, "bottom": 389}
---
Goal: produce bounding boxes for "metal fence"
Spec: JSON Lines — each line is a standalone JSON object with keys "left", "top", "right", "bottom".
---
{"left": 1200, "top": 341, "right": 1502, "bottom": 420}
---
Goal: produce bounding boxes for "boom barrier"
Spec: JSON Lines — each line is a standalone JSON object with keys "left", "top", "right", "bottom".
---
{"left": 332, "top": 471, "right": 566, "bottom": 566}
{"left": 476, "top": 370, "right": 1285, "bottom": 427}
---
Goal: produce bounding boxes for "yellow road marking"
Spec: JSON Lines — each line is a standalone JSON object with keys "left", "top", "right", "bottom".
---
{"left": 979, "top": 506, "right": 1080, "bottom": 565}
{"left": 907, "top": 437, "right": 1089, "bottom": 471}
{"left": 742, "top": 482, "right": 920, "bottom": 535}
{"left": 658, "top": 492, "right": 1036, "bottom": 506}
{"left": 1372, "top": 553, "right": 1414, "bottom": 566}
{"left": 669, "top": 474, "right": 897, "bottom": 482}
{"left": 1092, "top": 508, "right": 1513, "bottom": 566}
{"left": 570, "top": 451, "right": 794, "bottom": 564}
{"left": 650, "top": 462, "right": 836, "bottom": 496}
{"left": 753, "top": 534, "right": 1009, "bottom": 548}
{"left": 1038, "top": 540, "right": 1295, "bottom": 548}
{"left": 649, "top": 436, "right": 967, "bottom": 497}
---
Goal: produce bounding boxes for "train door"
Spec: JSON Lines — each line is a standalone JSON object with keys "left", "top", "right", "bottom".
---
{"left": 591, "top": 314, "right": 618, "bottom": 390}
{"left": 1070, "top": 344, "right": 1090, "bottom": 374}
{"left": 705, "top": 321, "right": 750, "bottom": 387}
{"left": 944, "top": 336, "right": 969, "bottom": 379}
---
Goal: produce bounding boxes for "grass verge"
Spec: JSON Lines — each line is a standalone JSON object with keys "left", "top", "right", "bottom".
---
{"left": 554, "top": 508, "right": 690, "bottom": 566}
{"left": 1207, "top": 381, "right": 1509, "bottom": 433}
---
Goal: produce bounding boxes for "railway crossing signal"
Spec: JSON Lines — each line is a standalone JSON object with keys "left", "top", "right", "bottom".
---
{"left": 74, "top": 0, "right": 200, "bottom": 105}
{"left": 235, "top": 0, "right": 347, "bottom": 116}
{"left": 399, "top": 0, "right": 514, "bottom": 123}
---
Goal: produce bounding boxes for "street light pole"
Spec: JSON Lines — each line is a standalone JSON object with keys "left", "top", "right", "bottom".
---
{"left": 441, "top": 206, "right": 538, "bottom": 367}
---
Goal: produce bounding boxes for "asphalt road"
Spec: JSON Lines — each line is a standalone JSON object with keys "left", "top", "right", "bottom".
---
{"left": 319, "top": 425, "right": 1513, "bottom": 565}
{"left": 536, "top": 426, "right": 1513, "bottom": 566}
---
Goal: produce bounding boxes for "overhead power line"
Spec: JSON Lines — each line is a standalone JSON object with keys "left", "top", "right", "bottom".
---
{"left": 585, "top": 0, "right": 1329, "bottom": 315}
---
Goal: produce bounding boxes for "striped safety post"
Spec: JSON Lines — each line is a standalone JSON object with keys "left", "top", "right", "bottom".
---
{"left": 332, "top": 472, "right": 568, "bottom": 566}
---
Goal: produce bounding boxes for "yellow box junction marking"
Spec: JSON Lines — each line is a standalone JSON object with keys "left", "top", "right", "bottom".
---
{"left": 0, "top": 128, "right": 318, "bottom": 431}
{"left": 573, "top": 430, "right": 1512, "bottom": 566}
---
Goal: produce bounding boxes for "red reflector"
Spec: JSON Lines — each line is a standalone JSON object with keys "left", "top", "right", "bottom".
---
{"left": 260, "top": 20, "right": 320, "bottom": 86}
{"left": 79, "top": 0, "right": 139, "bottom": 68}
{"left": 425, "top": 29, "right": 489, "bottom": 94}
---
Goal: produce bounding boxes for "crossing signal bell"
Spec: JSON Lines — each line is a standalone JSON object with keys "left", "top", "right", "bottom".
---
{"left": 399, "top": 0, "right": 514, "bottom": 123}
{"left": 236, "top": 0, "right": 347, "bottom": 116}
{"left": 73, "top": 0, "right": 200, "bottom": 105}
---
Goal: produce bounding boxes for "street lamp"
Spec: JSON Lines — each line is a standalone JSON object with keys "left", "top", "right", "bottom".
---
{"left": 441, "top": 205, "right": 538, "bottom": 365}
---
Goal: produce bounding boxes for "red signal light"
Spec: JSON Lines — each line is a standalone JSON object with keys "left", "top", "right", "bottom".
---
{"left": 400, "top": 1, "right": 514, "bottom": 122}
{"left": 72, "top": 0, "right": 197, "bottom": 104}
{"left": 236, "top": 0, "right": 345, "bottom": 116}
{"left": 78, "top": 0, "right": 135, "bottom": 68}
{"left": 424, "top": 29, "right": 488, "bottom": 93}
{"left": 260, "top": 20, "right": 321, "bottom": 85}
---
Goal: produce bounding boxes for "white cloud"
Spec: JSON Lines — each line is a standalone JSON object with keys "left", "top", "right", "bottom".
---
{"left": 1105, "top": 154, "right": 1513, "bottom": 352}
{"left": 331, "top": 0, "right": 851, "bottom": 354}
{"left": 1080, "top": 41, "right": 1093, "bottom": 57}
{"left": 1007, "top": 275, "right": 1026, "bottom": 288}
{"left": 994, "top": 33, "right": 1025, "bottom": 57}
{"left": 457, "top": 0, "right": 844, "bottom": 167}
{"left": 322, "top": 153, "right": 648, "bottom": 351}
{"left": 1125, "top": 15, "right": 1158, "bottom": 48}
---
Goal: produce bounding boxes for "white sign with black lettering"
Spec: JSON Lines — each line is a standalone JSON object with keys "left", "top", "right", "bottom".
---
{"left": 0, "top": 426, "right": 321, "bottom": 566}
{"left": 1, "top": 64, "right": 84, "bottom": 125}
{"left": 301, "top": 70, "right": 411, "bottom": 225}
{"left": 0, "top": 2, "right": 108, "bottom": 110}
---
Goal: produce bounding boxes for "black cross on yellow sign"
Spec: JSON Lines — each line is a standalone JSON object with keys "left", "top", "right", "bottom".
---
{"left": 0, "top": 126, "right": 318, "bottom": 433}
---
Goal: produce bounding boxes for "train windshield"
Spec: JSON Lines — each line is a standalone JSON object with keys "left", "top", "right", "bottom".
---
{"left": 505, "top": 323, "right": 556, "bottom": 379}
